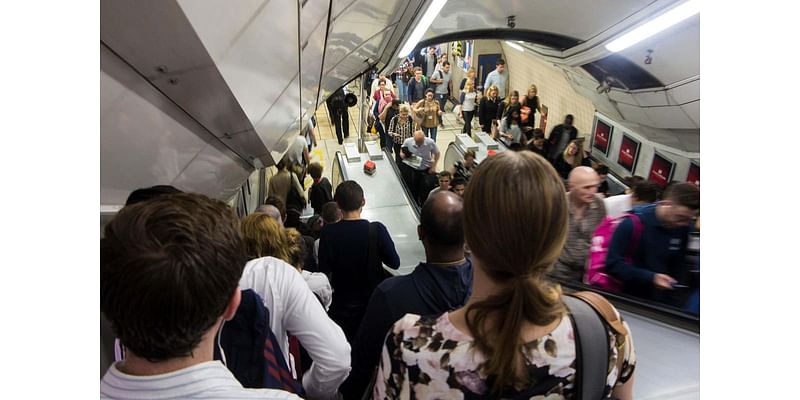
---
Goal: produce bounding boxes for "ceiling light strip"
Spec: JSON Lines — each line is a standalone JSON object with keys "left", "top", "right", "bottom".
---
{"left": 606, "top": 0, "right": 700, "bottom": 52}
{"left": 397, "top": 0, "right": 449, "bottom": 58}
{"left": 505, "top": 41, "right": 524, "bottom": 52}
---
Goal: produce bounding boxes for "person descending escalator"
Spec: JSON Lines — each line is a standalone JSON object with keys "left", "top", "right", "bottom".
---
{"left": 317, "top": 181, "right": 401, "bottom": 343}
{"left": 400, "top": 130, "right": 441, "bottom": 206}
{"left": 341, "top": 191, "right": 472, "bottom": 399}
{"left": 326, "top": 88, "right": 350, "bottom": 145}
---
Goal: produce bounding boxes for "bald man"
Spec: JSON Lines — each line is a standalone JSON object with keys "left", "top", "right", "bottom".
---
{"left": 550, "top": 166, "right": 607, "bottom": 283}
{"left": 340, "top": 191, "right": 472, "bottom": 398}
{"left": 253, "top": 204, "right": 282, "bottom": 224}
{"left": 401, "top": 130, "right": 440, "bottom": 205}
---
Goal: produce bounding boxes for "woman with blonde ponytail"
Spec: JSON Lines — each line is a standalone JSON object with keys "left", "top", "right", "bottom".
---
{"left": 373, "top": 151, "right": 636, "bottom": 399}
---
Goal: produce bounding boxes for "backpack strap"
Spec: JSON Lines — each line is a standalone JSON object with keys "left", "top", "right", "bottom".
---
{"left": 562, "top": 294, "right": 609, "bottom": 400}
{"left": 564, "top": 291, "right": 630, "bottom": 399}
{"left": 366, "top": 222, "right": 381, "bottom": 288}
{"left": 625, "top": 213, "right": 644, "bottom": 255}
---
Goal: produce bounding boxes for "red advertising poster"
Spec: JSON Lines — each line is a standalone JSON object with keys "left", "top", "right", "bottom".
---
{"left": 686, "top": 162, "right": 700, "bottom": 187}
{"left": 617, "top": 134, "right": 640, "bottom": 173}
{"left": 648, "top": 153, "right": 675, "bottom": 188}
{"left": 592, "top": 119, "right": 612, "bottom": 155}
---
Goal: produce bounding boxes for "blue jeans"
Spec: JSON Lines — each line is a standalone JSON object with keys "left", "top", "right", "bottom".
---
{"left": 422, "top": 126, "right": 437, "bottom": 141}
{"left": 396, "top": 77, "right": 407, "bottom": 103}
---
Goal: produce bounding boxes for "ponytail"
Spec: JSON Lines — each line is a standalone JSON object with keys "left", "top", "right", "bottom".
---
{"left": 465, "top": 275, "right": 563, "bottom": 395}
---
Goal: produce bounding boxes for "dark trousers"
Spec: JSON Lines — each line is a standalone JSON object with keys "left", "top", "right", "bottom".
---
{"left": 377, "top": 121, "right": 391, "bottom": 153}
{"left": 462, "top": 110, "right": 475, "bottom": 134}
{"left": 412, "top": 169, "right": 436, "bottom": 206}
{"left": 330, "top": 108, "right": 349, "bottom": 144}
{"left": 436, "top": 93, "right": 448, "bottom": 112}
{"left": 328, "top": 301, "right": 367, "bottom": 344}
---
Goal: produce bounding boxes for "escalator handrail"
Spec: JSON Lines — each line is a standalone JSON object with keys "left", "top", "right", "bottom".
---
{"left": 334, "top": 151, "right": 349, "bottom": 181}
{"left": 382, "top": 148, "right": 421, "bottom": 221}
{"left": 557, "top": 279, "right": 700, "bottom": 334}
{"left": 334, "top": 149, "right": 421, "bottom": 222}
{"left": 444, "top": 144, "right": 699, "bottom": 332}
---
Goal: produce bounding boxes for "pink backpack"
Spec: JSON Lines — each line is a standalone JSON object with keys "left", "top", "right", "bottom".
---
{"left": 584, "top": 213, "right": 643, "bottom": 292}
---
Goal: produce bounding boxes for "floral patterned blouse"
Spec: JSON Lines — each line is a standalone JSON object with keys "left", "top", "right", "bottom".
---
{"left": 374, "top": 311, "right": 635, "bottom": 399}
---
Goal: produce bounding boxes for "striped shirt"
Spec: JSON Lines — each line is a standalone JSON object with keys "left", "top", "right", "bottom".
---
{"left": 100, "top": 361, "right": 301, "bottom": 399}
{"left": 552, "top": 194, "right": 607, "bottom": 282}
{"left": 388, "top": 115, "right": 414, "bottom": 144}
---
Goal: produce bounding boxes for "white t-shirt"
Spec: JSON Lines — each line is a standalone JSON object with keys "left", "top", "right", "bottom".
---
{"left": 284, "top": 135, "right": 307, "bottom": 166}
{"left": 101, "top": 361, "right": 299, "bottom": 399}
{"left": 433, "top": 70, "right": 452, "bottom": 94}
{"left": 239, "top": 257, "right": 350, "bottom": 399}
{"left": 604, "top": 193, "right": 633, "bottom": 219}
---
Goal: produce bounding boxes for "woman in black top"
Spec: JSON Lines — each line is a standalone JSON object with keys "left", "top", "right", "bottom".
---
{"left": 554, "top": 140, "right": 591, "bottom": 180}
{"left": 526, "top": 128, "right": 548, "bottom": 159}
{"left": 496, "top": 90, "right": 521, "bottom": 121}
{"left": 521, "top": 84, "right": 546, "bottom": 140}
{"left": 478, "top": 85, "right": 501, "bottom": 135}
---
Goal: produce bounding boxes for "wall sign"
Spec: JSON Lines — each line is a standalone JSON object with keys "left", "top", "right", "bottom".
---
{"left": 592, "top": 119, "right": 612, "bottom": 156}
{"left": 617, "top": 133, "right": 640, "bottom": 173}
{"left": 648, "top": 152, "right": 675, "bottom": 188}
{"left": 687, "top": 162, "right": 700, "bottom": 187}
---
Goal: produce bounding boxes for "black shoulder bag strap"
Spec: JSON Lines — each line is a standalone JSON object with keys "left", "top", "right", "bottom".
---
{"left": 366, "top": 222, "right": 380, "bottom": 288}
{"left": 563, "top": 294, "right": 610, "bottom": 400}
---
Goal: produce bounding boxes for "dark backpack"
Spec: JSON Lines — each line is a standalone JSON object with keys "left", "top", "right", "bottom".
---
{"left": 215, "top": 289, "right": 304, "bottom": 395}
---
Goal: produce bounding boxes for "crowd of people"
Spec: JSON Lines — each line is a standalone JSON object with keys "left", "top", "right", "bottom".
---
{"left": 101, "top": 152, "right": 654, "bottom": 399}
{"left": 356, "top": 46, "right": 608, "bottom": 211}
{"left": 100, "top": 45, "right": 699, "bottom": 400}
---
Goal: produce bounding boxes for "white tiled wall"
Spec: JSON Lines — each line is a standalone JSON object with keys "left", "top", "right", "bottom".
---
{"left": 499, "top": 41, "right": 595, "bottom": 138}
{"left": 446, "top": 40, "right": 595, "bottom": 139}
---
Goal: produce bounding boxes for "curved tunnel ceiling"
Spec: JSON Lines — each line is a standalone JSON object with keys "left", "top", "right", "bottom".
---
{"left": 410, "top": 0, "right": 699, "bottom": 152}
{"left": 100, "top": 0, "right": 698, "bottom": 204}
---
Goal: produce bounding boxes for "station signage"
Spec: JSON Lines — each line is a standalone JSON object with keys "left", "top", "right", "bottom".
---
{"left": 617, "top": 133, "right": 640, "bottom": 173}
{"left": 592, "top": 119, "right": 612, "bottom": 156}
{"left": 687, "top": 162, "right": 700, "bottom": 187}
{"left": 648, "top": 152, "right": 675, "bottom": 188}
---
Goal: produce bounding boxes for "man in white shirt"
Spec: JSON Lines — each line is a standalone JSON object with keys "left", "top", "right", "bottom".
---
{"left": 284, "top": 133, "right": 309, "bottom": 169}
{"left": 240, "top": 257, "right": 351, "bottom": 398}
{"left": 483, "top": 58, "right": 509, "bottom": 99}
{"left": 101, "top": 193, "right": 300, "bottom": 399}
{"left": 401, "top": 130, "right": 440, "bottom": 205}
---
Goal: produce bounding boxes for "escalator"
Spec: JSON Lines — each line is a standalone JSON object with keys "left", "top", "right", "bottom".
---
{"left": 331, "top": 146, "right": 425, "bottom": 276}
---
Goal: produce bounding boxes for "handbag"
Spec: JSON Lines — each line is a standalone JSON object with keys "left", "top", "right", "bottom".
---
{"left": 285, "top": 172, "right": 307, "bottom": 212}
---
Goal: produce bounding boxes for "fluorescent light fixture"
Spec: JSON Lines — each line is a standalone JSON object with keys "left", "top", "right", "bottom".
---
{"left": 505, "top": 41, "right": 524, "bottom": 52}
{"left": 397, "top": 0, "right": 449, "bottom": 58}
{"left": 605, "top": 0, "right": 699, "bottom": 52}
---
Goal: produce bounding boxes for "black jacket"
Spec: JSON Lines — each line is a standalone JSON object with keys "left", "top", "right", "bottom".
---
{"left": 545, "top": 123, "right": 579, "bottom": 161}
{"left": 309, "top": 177, "right": 332, "bottom": 215}
{"left": 478, "top": 97, "right": 501, "bottom": 128}
{"left": 554, "top": 153, "right": 591, "bottom": 180}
